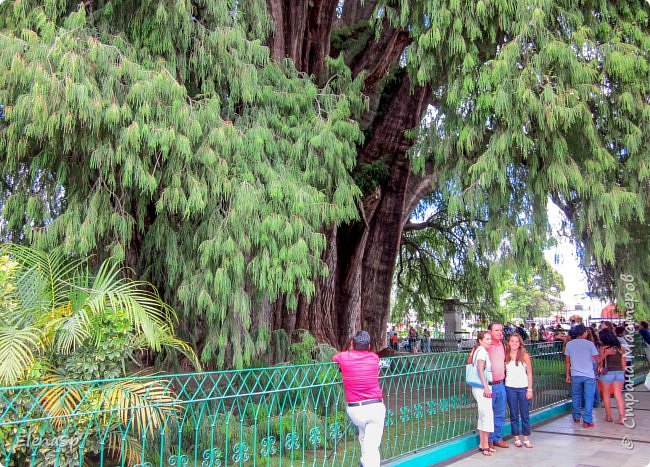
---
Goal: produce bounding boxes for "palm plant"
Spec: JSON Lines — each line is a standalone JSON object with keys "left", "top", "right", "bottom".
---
{"left": 0, "top": 243, "right": 200, "bottom": 385}
{"left": 0, "top": 244, "right": 200, "bottom": 464}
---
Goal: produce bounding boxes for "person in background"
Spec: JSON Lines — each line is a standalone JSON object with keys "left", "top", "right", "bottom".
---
{"left": 516, "top": 323, "right": 529, "bottom": 342}
{"left": 422, "top": 328, "right": 431, "bottom": 352}
{"left": 408, "top": 327, "right": 418, "bottom": 353}
{"left": 597, "top": 328, "right": 627, "bottom": 424}
{"left": 639, "top": 321, "right": 650, "bottom": 366}
{"left": 615, "top": 326, "right": 632, "bottom": 370}
{"left": 390, "top": 330, "right": 399, "bottom": 351}
{"left": 561, "top": 327, "right": 577, "bottom": 353}
{"left": 486, "top": 323, "right": 509, "bottom": 449}
{"left": 530, "top": 323, "right": 539, "bottom": 343}
{"left": 505, "top": 334, "right": 534, "bottom": 448}
{"left": 333, "top": 331, "right": 385, "bottom": 467}
{"left": 586, "top": 327, "right": 602, "bottom": 408}
{"left": 469, "top": 331, "right": 494, "bottom": 456}
{"left": 544, "top": 326, "right": 555, "bottom": 342}
{"left": 565, "top": 324, "right": 613, "bottom": 427}
{"left": 599, "top": 320, "right": 614, "bottom": 332}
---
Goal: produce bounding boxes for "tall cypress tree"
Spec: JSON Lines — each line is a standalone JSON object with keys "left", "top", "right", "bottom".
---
{"left": 1, "top": 0, "right": 648, "bottom": 367}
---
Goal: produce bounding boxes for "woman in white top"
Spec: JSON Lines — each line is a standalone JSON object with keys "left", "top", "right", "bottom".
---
{"left": 505, "top": 334, "right": 534, "bottom": 447}
{"left": 468, "top": 331, "right": 494, "bottom": 456}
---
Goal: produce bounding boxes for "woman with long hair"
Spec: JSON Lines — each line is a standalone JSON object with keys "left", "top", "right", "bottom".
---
{"left": 469, "top": 331, "right": 494, "bottom": 456}
{"left": 598, "top": 328, "right": 627, "bottom": 424}
{"left": 505, "top": 334, "right": 534, "bottom": 448}
{"left": 586, "top": 327, "right": 601, "bottom": 347}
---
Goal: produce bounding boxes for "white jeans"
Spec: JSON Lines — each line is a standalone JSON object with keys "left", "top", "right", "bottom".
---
{"left": 346, "top": 402, "right": 386, "bottom": 467}
{"left": 471, "top": 386, "right": 494, "bottom": 433}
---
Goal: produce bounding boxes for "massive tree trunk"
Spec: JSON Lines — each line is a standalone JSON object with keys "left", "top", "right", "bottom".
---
{"left": 268, "top": 1, "right": 438, "bottom": 350}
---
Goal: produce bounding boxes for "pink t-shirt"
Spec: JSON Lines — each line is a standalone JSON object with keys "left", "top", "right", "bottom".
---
{"left": 332, "top": 350, "right": 383, "bottom": 403}
{"left": 487, "top": 341, "right": 506, "bottom": 381}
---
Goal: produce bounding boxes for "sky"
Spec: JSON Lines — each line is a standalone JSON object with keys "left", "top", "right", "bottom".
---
{"left": 544, "top": 201, "right": 607, "bottom": 317}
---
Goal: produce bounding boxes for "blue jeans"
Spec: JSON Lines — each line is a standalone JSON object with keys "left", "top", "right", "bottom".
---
{"left": 592, "top": 363, "right": 601, "bottom": 408}
{"left": 593, "top": 380, "right": 602, "bottom": 408}
{"left": 489, "top": 382, "right": 506, "bottom": 442}
{"left": 506, "top": 387, "right": 531, "bottom": 436}
{"left": 571, "top": 375, "right": 597, "bottom": 423}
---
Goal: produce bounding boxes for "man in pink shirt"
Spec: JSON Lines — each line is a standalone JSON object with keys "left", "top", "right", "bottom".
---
{"left": 486, "top": 322, "right": 509, "bottom": 449}
{"left": 333, "top": 330, "right": 385, "bottom": 467}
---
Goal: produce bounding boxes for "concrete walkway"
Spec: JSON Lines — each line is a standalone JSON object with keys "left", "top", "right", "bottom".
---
{"left": 436, "top": 383, "right": 650, "bottom": 467}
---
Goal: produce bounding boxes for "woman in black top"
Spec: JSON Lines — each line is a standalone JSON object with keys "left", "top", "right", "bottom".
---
{"left": 597, "top": 329, "right": 627, "bottom": 424}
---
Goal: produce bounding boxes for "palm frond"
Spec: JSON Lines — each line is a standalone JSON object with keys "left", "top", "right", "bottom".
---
{"left": 52, "top": 309, "right": 91, "bottom": 354}
{"left": 129, "top": 326, "right": 202, "bottom": 371}
{"left": 37, "top": 375, "right": 84, "bottom": 427}
{"left": 106, "top": 432, "right": 142, "bottom": 466}
{"left": 85, "top": 260, "right": 172, "bottom": 349}
{"left": 0, "top": 325, "right": 45, "bottom": 385}
{"left": 155, "top": 327, "right": 202, "bottom": 371}
{"left": 3, "top": 244, "right": 84, "bottom": 313}
{"left": 13, "top": 267, "right": 49, "bottom": 322}
{"left": 102, "top": 379, "right": 179, "bottom": 437}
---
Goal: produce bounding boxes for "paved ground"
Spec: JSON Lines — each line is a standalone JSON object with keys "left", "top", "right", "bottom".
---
{"left": 436, "top": 383, "right": 650, "bottom": 467}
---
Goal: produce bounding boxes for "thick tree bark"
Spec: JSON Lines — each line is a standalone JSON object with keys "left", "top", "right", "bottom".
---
{"left": 268, "top": 0, "right": 340, "bottom": 79}
{"left": 267, "top": 1, "right": 438, "bottom": 351}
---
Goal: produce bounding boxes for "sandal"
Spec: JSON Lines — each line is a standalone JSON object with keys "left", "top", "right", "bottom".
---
{"left": 615, "top": 419, "right": 625, "bottom": 425}
{"left": 523, "top": 440, "right": 533, "bottom": 448}
{"left": 605, "top": 416, "right": 613, "bottom": 422}
{"left": 478, "top": 447, "right": 492, "bottom": 456}
{"left": 514, "top": 439, "right": 523, "bottom": 448}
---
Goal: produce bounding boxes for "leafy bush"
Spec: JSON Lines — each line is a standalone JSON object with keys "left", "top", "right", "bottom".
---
{"left": 0, "top": 243, "right": 200, "bottom": 384}
{"left": 0, "top": 244, "right": 199, "bottom": 465}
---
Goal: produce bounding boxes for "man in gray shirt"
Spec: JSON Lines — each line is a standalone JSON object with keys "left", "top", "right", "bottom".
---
{"left": 565, "top": 324, "right": 612, "bottom": 427}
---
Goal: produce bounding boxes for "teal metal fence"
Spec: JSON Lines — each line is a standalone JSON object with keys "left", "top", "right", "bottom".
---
{"left": 1, "top": 340, "right": 647, "bottom": 466}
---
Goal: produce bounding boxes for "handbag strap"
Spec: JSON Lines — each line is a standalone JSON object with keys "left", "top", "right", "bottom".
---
{"left": 473, "top": 347, "right": 484, "bottom": 367}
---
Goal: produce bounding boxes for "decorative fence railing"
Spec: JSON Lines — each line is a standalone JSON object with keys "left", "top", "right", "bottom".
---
{"left": 1, "top": 340, "right": 647, "bottom": 466}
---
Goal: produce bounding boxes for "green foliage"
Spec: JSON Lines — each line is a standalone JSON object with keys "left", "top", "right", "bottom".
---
{"left": 57, "top": 311, "right": 132, "bottom": 380}
{"left": 405, "top": 0, "right": 650, "bottom": 310}
{"left": 500, "top": 260, "right": 565, "bottom": 322}
{"left": 392, "top": 191, "right": 502, "bottom": 323}
{"left": 353, "top": 160, "right": 390, "bottom": 195}
{"left": 0, "top": 243, "right": 199, "bottom": 385}
{"left": 289, "top": 330, "right": 319, "bottom": 365}
{"left": 2, "top": 0, "right": 649, "bottom": 360}
{"left": 1, "top": 376, "right": 180, "bottom": 466}
{"left": 0, "top": 0, "right": 364, "bottom": 368}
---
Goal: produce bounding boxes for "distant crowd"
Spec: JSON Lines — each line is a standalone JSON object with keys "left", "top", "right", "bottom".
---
{"left": 388, "top": 318, "right": 650, "bottom": 355}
